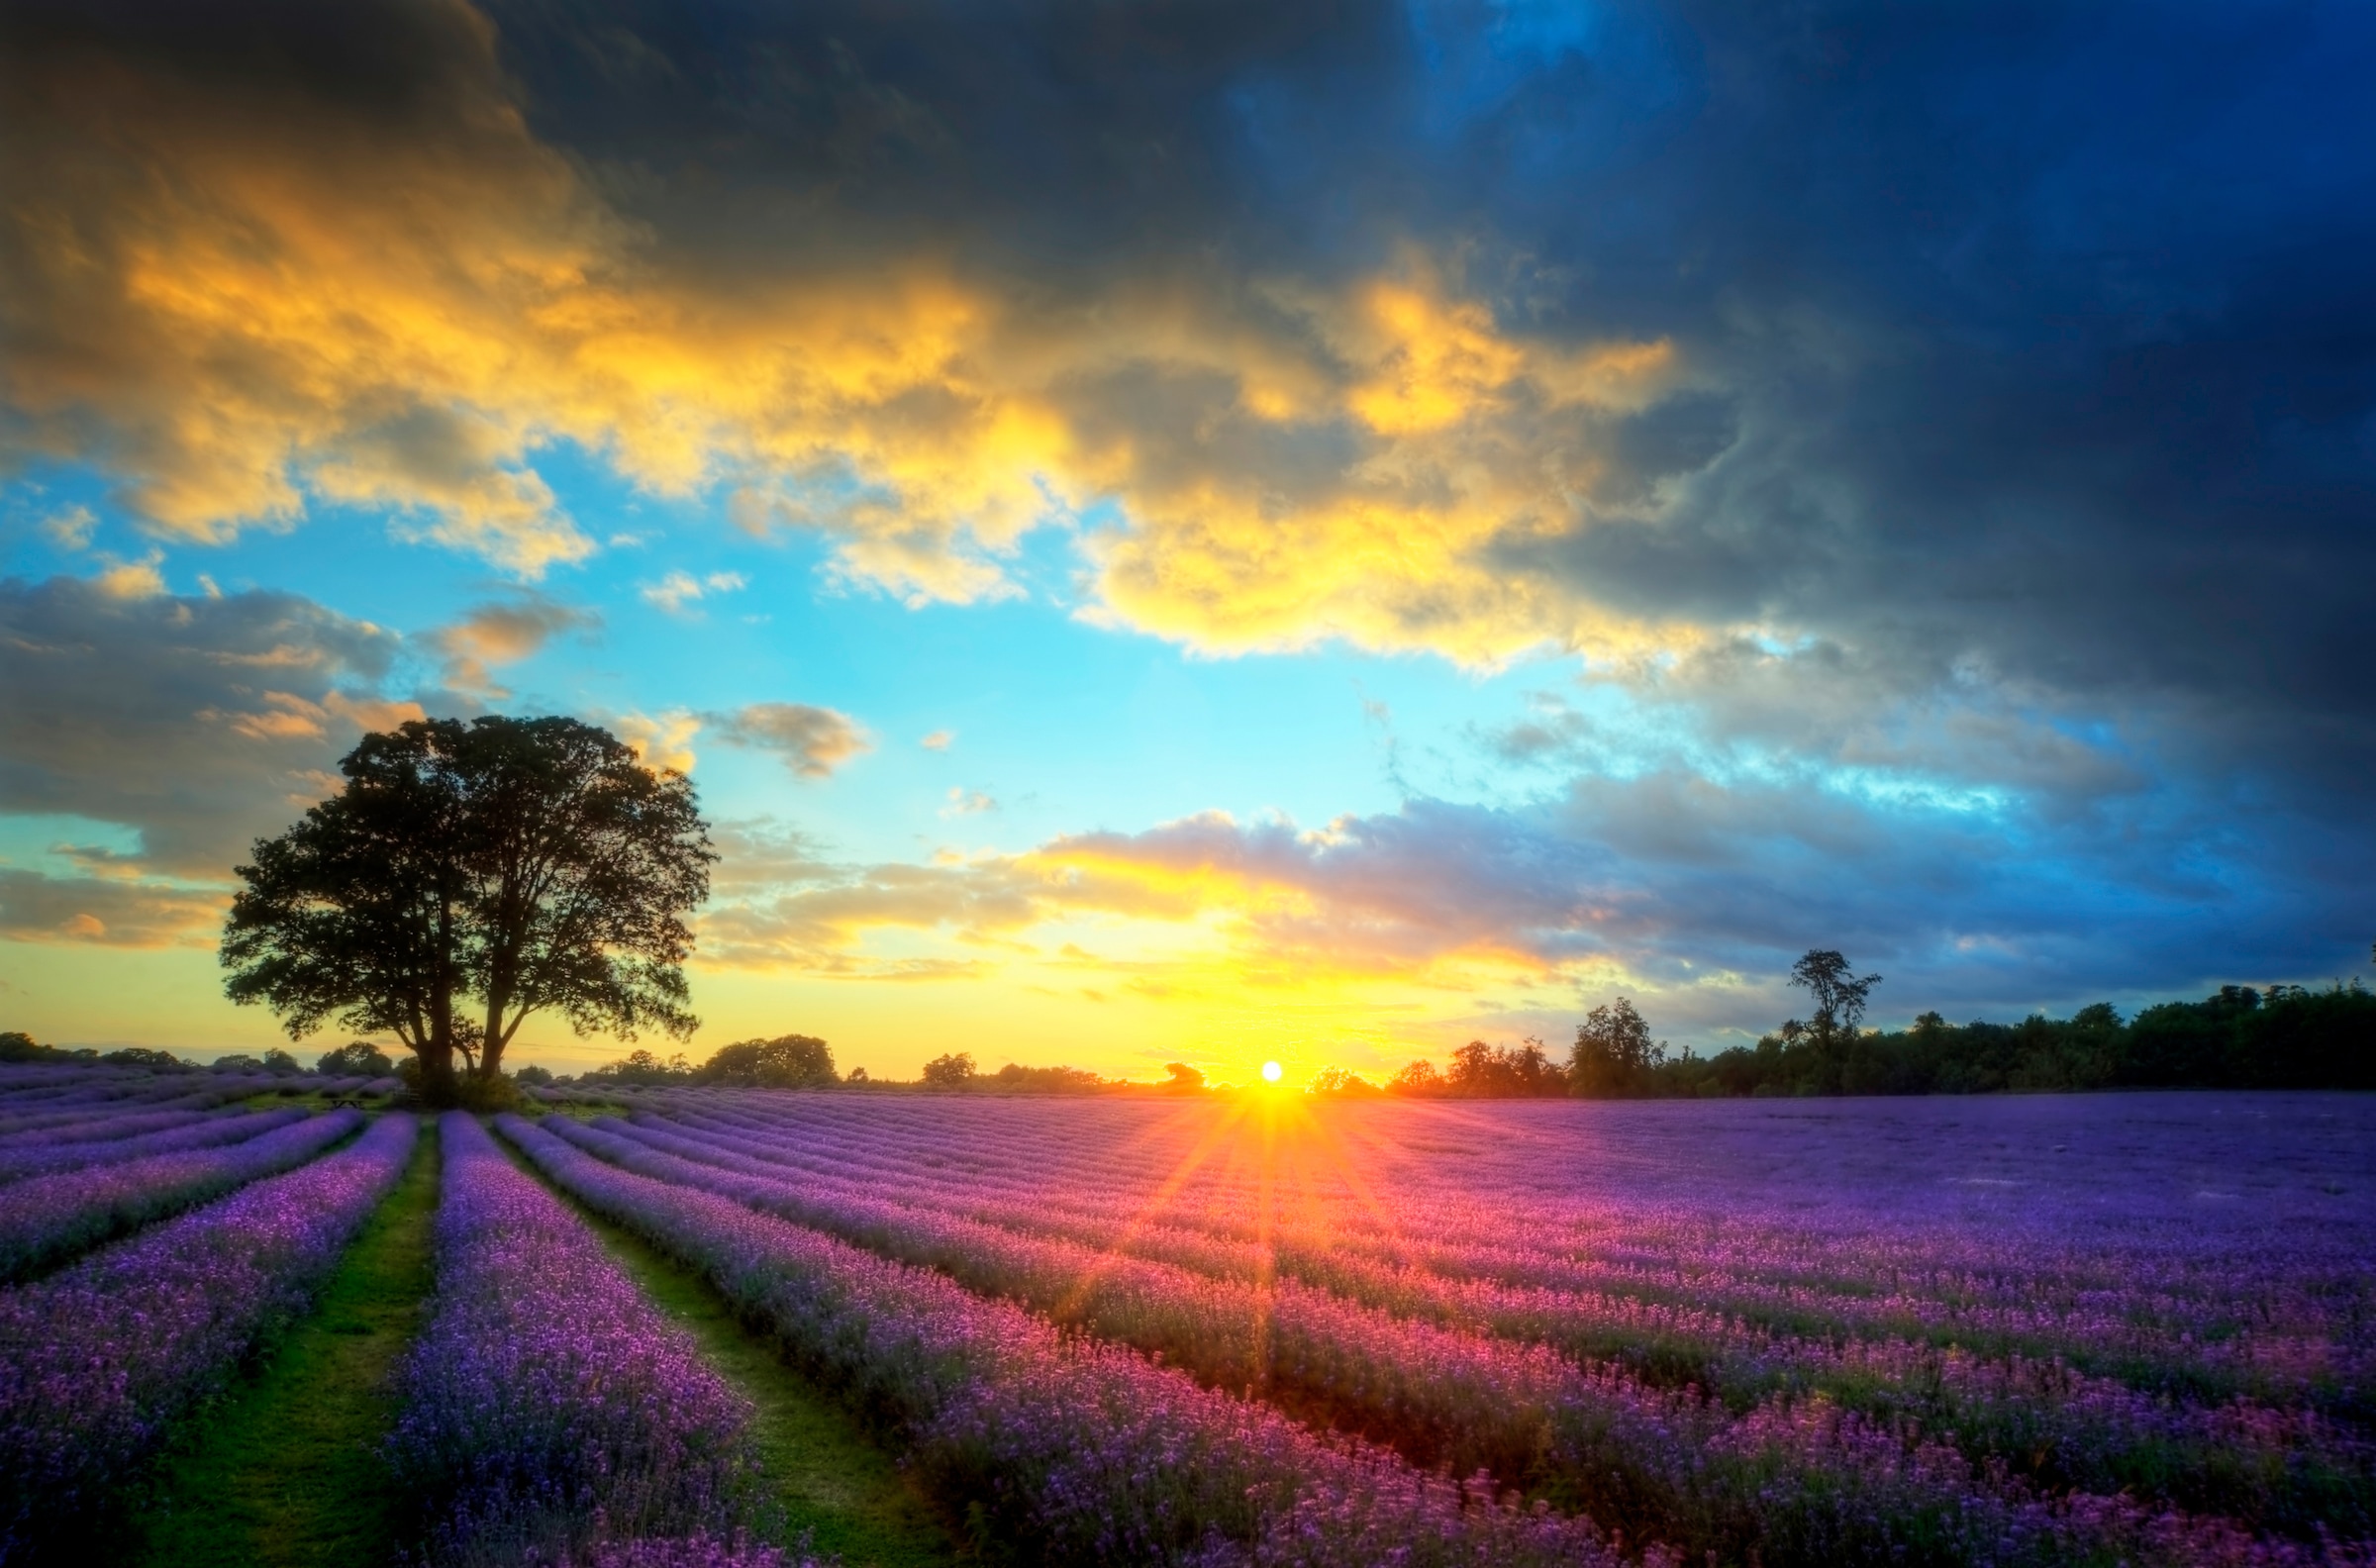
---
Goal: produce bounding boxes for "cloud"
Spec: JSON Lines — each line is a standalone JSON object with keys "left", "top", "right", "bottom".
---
{"left": 640, "top": 570, "right": 745, "bottom": 616}
{"left": 615, "top": 709, "right": 700, "bottom": 774}
{"left": 0, "top": 0, "right": 1681, "bottom": 656}
{"left": 6, "top": 0, "right": 2360, "bottom": 783}
{"left": 711, "top": 703, "right": 870, "bottom": 779}
{"left": 41, "top": 505, "right": 95, "bottom": 551}
{"left": 4, "top": 0, "right": 2373, "bottom": 1019}
{"left": 940, "top": 788, "right": 996, "bottom": 817}
{"left": 0, "top": 571, "right": 407, "bottom": 874}
{"left": 91, "top": 551, "right": 168, "bottom": 600}
{"left": 0, "top": 869, "right": 225, "bottom": 947}
{"left": 918, "top": 730, "right": 954, "bottom": 751}
{"left": 421, "top": 595, "right": 599, "bottom": 693}
{"left": 693, "top": 766, "right": 2373, "bottom": 1046}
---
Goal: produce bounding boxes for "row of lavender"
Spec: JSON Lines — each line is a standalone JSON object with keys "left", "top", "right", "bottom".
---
{"left": 388, "top": 1114, "right": 800, "bottom": 1568}
{"left": 0, "top": 1104, "right": 811, "bottom": 1568}
{"left": 614, "top": 1093, "right": 2372, "bottom": 1394}
{"left": 493, "top": 1113, "right": 1636, "bottom": 1568}
{"left": 0, "top": 1107, "right": 370, "bottom": 1282}
{"left": 0, "top": 1064, "right": 391, "bottom": 1133}
{"left": 0, "top": 1114, "right": 417, "bottom": 1558}
{"left": 0, "top": 1063, "right": 405, "bottom": 1287}
{"left": 630, "top": 1092, "right": 2376, "bottom": 1409}
{"left": 556, "top": 1092, "right": 2376, "bottom": 1567}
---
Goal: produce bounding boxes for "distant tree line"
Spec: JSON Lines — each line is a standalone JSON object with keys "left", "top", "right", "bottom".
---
{"left": 577, "top": 1034, "right": 840, "bottom": 1089}
{"left": 567, "top": 1039, "right": 1111, "bottom": 1094}
{"left": 0, "top": 1031, "right": 394, "bottom": 1077}
{"left": 1349, "top": 949, "right": 2376, "bottom": 1100}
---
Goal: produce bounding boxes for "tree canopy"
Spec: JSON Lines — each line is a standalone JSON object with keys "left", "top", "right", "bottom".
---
{"left": 1569, "top": 998, "right": 1666, "bottom": 1096}
{"left": 920, "top": 1051, "right": 978, "bottom": 1087}
{"left": 693, "top": 1034, "right": 837, "bottom": 1089}
{"left": 221, "top": 715, "right": 714, "bottom": 1104}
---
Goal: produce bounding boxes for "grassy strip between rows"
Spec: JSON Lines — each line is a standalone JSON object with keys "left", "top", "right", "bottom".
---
{"left": 129, "top": 1117, "right": 443, "bottom": 1568}
{"left": 539, "top": 1147, "right": 968, "bottom": 1568}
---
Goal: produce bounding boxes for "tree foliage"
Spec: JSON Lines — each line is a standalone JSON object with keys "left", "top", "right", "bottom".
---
{"left": 694, "top": 1034, "right": 838, "bottom": 1089}
{"left": 1609, "top": 979, "right": 2376, "bottom": 1098}
{"left": 1569, "top": 998, "right": 1666, "bottom": 1097}
{"left": 581, "top": 1048, "right": 695, "bottom": 1087}
{"left": 1445, "top": 1038, "right": 1568, "bottom": 1097}
{"left": 1788, "top": 949, "right": 1883, "bottom": 1045}
{"left": 316, "top": 1040, "right": 396, "bottom": 1077}
{"left": 989, "top": 1061, "right": 1104, "bottom": 1093}
{"left": 920, "top": 1051, "right": 977, "bottom": 1087}
{"left": 221, "top": 716, "right": 714, "bottom": 1104}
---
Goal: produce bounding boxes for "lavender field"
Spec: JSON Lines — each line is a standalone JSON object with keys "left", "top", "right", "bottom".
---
{"left": 1, "top": 1066, "right": 2369, "bottom": 1567}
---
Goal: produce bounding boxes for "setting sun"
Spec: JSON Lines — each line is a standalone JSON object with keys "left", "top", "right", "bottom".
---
{"left": 1260, "top": 1061, "right": 1283, "bottom": 1083}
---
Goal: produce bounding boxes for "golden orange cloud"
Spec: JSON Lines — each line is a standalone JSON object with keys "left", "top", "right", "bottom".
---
{"left": 2, "top": 2, "right": 1703, "bottom": 664}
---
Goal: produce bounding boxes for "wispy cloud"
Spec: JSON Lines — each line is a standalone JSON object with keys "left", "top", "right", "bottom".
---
{"left": 420, "top": 595, "right": 600, "bottom": 694}
{"left": 41, "top": 505, "right": 96, "bottom": 551}
{"left": 711, "top": 703, "right": 870, "bottom": 779}
{"left": 640, "top": 571, "right": 746, "bottom": 616}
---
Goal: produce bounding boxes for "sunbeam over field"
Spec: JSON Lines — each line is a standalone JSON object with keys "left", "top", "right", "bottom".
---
{"left": 498, "top": 1085, "right": 2374, "bottom": 1567}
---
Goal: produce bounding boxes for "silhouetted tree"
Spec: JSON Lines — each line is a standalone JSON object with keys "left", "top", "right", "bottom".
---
{"left": 990, "top": 1062, "right": 1104, "bottom": 1092}
{"left": 1387, "top": 1058, "right": 1445, "bottom": 1096}
{"left": 1308, "top": 1065, "right": 1380, "bottom": 1096}
{"left": 222, "top": 716, "right": 714, "bottom": 1105}
{"left": 1444, "top": 1039, "right": 1567, "bottom": 1097}
{"left": 584, "top": 1047, "right": 693, "bottom": 1086}
{"left": 921, "top": 1051, "right": 977, "bottom": 1088}
{"left": 316, "top": 1040, "right": 396, "bottom": 1077}
{"left": 1162, "top": 1062, "right": 1207, "bottom": 1093}
{"left": 101, "top": 1047, "right": 183, "bottom": 1069}
{"left": 1569, "top": 998, "right": 1665, "bottom": 1097}
{"left": 697, "top": 1033, "right": 837, "bottom": 1089}
{"left": 1790, "top": 949, "right": 1882, "bottom": 1044}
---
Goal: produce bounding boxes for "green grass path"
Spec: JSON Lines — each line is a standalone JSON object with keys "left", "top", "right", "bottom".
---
{"left": 132, "top": 1117, "right": 443, "bottom": 1568}
{"left": 566, "top": 1194, "right": 967, "bottom": 1568}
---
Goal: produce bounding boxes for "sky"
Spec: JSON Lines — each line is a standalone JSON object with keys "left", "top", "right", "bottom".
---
{"left": 1, "top": 0, "right": 2371, "bottom": 1081}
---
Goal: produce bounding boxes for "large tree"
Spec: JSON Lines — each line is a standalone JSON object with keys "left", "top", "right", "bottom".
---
{"left": 221, "top": 716, "right": 714, "bottom": 1103}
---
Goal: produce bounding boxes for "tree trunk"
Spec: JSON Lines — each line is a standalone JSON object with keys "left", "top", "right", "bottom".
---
{"left": 479, "top": 987, "right": 510, "bottom": 1081}
{"left": 422, "top": 983, "right": 461, "bottom": 1108}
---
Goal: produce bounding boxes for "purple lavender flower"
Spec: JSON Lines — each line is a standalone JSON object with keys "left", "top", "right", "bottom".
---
{"left": 387, "top": 1114, "right": 763, "bottom": 1566}
{"left": 0, "top": 1112, "right": 417, "bottom": 1557}
{"left": 0, "top": 1109, "right": 366, "bottom": 1282}
{"left": 0, "top": 1104, "right": 313, "bottom": 1184}
{"left": 530, "top": 1093, "right": 2376, "bottom": 1567}
{"left": 496, "top": 1112, "right": 1630, "bottom": 1568}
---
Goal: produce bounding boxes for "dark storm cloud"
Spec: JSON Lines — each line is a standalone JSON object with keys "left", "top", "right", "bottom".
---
{"left": 467, "top": 0, "right": 2376, "bottom": 760}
